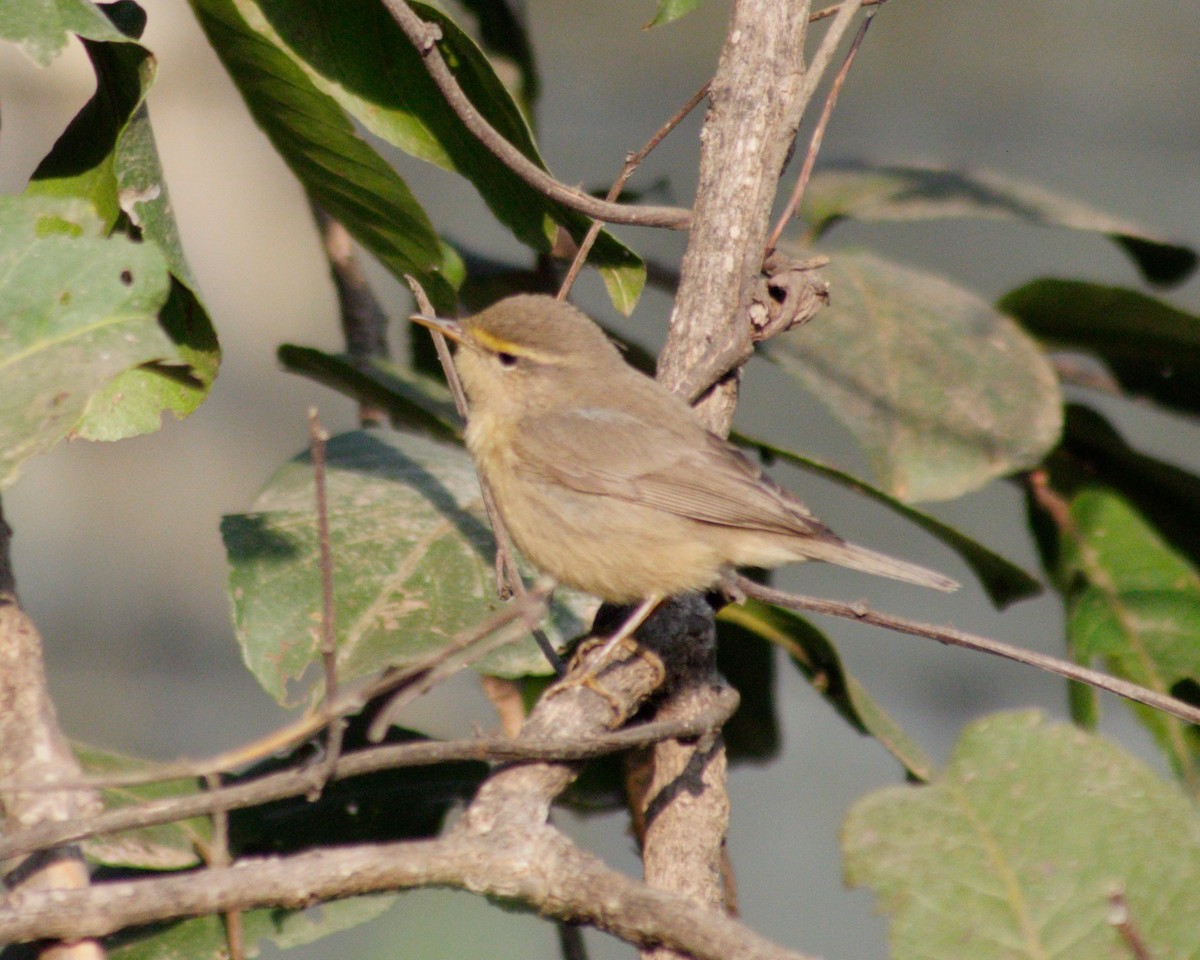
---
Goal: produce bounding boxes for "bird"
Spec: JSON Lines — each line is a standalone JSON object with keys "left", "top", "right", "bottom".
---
{"left": 412, "top": 294, "right": 956, "bottom": 664}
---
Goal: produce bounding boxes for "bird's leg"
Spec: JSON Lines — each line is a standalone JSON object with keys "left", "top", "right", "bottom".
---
{"left": 552, "top": 595, "right": 667, "bottom": 712}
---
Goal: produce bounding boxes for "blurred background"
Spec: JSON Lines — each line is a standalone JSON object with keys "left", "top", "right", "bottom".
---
{"left": 2, "top": 1, "right": 1198, "bottom": 957}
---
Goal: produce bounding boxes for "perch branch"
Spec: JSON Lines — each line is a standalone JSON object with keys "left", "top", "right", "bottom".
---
{"left": 734, "top": 577, "right": 1200, "bottom": 728}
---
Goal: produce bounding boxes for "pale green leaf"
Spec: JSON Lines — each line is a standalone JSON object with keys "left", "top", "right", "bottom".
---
{"left": 845, "top": 711, "right": 1200, "bottom": 960}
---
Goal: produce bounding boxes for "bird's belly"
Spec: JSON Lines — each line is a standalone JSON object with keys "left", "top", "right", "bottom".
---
{"left": 487, "top": 469, "right": 724, "bottom": 603}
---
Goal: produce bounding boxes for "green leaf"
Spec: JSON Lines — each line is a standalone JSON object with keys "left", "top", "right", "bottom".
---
{"left": 803, "top": 164, "right": 1198, "bottom": 286}
{"left": 196, "top": 0, "right": 643, "bottom": 313}
{"left": 74, "top": 743, "right": 208, "bottom": 871}
{"left": 0, "top": 0, "right": 132, "bottom": 66}
{"left": 646, "top": 0, "right": 707, "bottom": 27}
{"left": 457, "top": 0, "right": 539, "bottom": 110}
{"left": 1058, "top": 490, "right": 1200, "bottom": 788}
{"left": 844, "top": 711, "right": 1200, "bottom": 960}
{"left": 188, "top": 0, "right": 462, "bottom": 312}
{"left": 107, "top": 895, "right": 396, "bottom": 960}
{"left": 1052, "top": 405, "right": 1200, "bottom": 574}
{"left": 278, "top": 345, "right": 462, "bottom": 441}
{"left": 1001, "top": 279, "right": 1200, "bottom": 415}
{"left": 720, "top": 600, "right": 934, "bottom": 780}
{"left": 0, "top": 195, "right": 172, "bottom": 489}
{"left": 222, "top": 429, "right": 598, "bottom": 707}
{"left": 26, "top": 5, "right": 220, "bottom": 440}
{"left": 734, "top": 431, "right": 1042, "bottom": 608}
{"left": 761, "top": 251, "right": 1062, "bottom": 502}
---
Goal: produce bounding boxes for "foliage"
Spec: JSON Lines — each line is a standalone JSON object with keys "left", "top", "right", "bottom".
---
{"left": 1, "top": 1, "right": 1198, "bottom": 958}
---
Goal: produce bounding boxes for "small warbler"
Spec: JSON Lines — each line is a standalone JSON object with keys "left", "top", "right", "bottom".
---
{"left": 413, "top": 295, "right": 956, "bottom": 654}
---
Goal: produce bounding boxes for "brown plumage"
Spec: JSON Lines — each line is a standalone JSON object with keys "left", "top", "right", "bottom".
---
{"left": 414, "top": 294, "right": 958, "bottom": 604}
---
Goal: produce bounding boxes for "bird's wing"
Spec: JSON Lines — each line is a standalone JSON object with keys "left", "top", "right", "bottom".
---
{"left": 514, "top": 405, "right": 835, "bottom": 538}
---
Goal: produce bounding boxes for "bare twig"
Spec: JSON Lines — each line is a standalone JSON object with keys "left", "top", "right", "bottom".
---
{"left": 1107, "top": 890, "right": 1154, "bottom": 960}
{"left": 307, "top": 409, "right": 345, "bottom": 789}
{"left": 309, "top": 202, "right": 391, "bottom": 426}
{"left": 734, "top": 577, "right": 1200, "bottom": 728}
{"left": 0, "top": 586, "right": 556, "bottom": 798}
{"left": 559, "top": 82, "right": 710, "bottom": 300}
{"left": 809, "top": 0, "right": 884, "bottom": 22}
{"left": 0, "top": 691, "right": 739, "bottom": 879}
{"left": 793, "top": 0, "right": 865, "bottom": 131}
{"left": 765, "top": 9, "right": 876, "bottom": 252}
{"left": 201, "top": 773, "right": 244, "bottom": 960}
{"left": 380, "top": 0, "right": 690, "bottom": 231}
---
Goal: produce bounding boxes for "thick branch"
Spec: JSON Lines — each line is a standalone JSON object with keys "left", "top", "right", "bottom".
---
{"left": 657, "top": 0, "right": 815, "bottom": 430}
{"left": 0, "top": 830, "right": 813, "bottom": 960}
{"left": 0, "top": 500, "right": 104, "bottom": 960}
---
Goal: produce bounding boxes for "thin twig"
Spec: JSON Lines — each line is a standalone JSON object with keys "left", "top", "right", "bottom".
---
{"left": 380, "top": 0, "right": 690, "bottom": 231}
{"left": 1107, "top": 890, "right": 1154, "bottom": 960}
{"left": 308, "top": 409, "right": 347, "bottom": 790}
{"left": 558, "top": 82, "right": 710, "bottom": 300}
{"left": 309, "top": 202, "right": 391, "bottom": 426}
{"left": 0, "top": 689, "right": 739, "bottom": 864}
{"left": 2, "top": 587, "right": 555, "bottom": 796}
{"left": 809, "top": 0, "right": 884, "bottom": 22}
{"left": 765, "top": 9, "right": 876, "bottom": 252}
{"left": 794, "top": 0, "right": 865, "bottom": 119}
{"left": 202, "top": 773, "right": 245, "bottom": 960}
{"left": 735, "top": 577, "right": 1200, "bottom": 728}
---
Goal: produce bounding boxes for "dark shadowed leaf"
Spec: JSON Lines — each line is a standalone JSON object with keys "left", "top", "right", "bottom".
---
{"left": 192, "top": 0, "right": 644, "bottom": 312}
{"left": 845, "top": 712, "right": 1200, "bottom": 960}
{"left": 222, "top": 430, "right": 597, "bottom": 706}
{"left": 762, "top": 252, "right": 1062, "bottom": 502}
{"left": 1000, "top": 279, "right": 1200, "bottom": 415}
{"left": 458, "top": 0, "right": 539, "bottom": 110}
{"left": 804, "top": 164, "right": 1197, "bottom": 286}
{"left": 734, "top": 431, "right": 1042, "bottom": 607}
{"left": 720, "top": 600, "right": 934, "bottom": 780}
{"left": 278, "top": 345, "right": 462, "bottom": 441}
{"left": 188, "top": 0, "right": 462, "bottom": 312}
{"left": 1050, "top": 405, "right": 1200, "bottom": 573}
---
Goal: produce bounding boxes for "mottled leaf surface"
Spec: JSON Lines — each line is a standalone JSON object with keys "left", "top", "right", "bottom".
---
{"left": 223, "top": 430, "right": 596, "bottom": 706}
{"left": 763, "top": 252, "right": 1062, "bottom": 502}
{"left": 845, "top": 711, "right": 1200, "bottom": 960}
{"left": 0, "top": 196, "right": 171, "bottom": 488}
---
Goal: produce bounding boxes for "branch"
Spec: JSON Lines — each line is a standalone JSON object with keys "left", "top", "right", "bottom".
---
{"left": 657, "top": 0, "right": 816, "bottom": 430}
{"left": 0, "top": 831, "right": 815, "bottom": 960}
{"left": 734, "top": 577, "right": 1200, "bottom": 728}
{"left": 0, "top": 600, "right": 800, "bottom": 960}
{"left": 380, "top": 0, "right": 691, "bottom": 231}
{"left": 0, "top": 691, "right": 738, "bottom": 864}
{"left": 0, "top": 498, "right": 105, "bottom": 960}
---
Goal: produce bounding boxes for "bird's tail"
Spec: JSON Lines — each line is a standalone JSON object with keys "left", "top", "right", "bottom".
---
{"left": 799, "top": 538, "right": 959, "bottom": 592}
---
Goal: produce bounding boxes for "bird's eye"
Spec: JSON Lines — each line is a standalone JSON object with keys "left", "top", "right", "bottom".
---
{"left": 497, "top": 352, "right": 519, "bottom": 368}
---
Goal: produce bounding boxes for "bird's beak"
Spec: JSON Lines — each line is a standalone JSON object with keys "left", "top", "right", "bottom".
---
{"left": 409, "top": 313, "right": 466, "bottom": 344}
